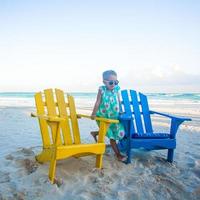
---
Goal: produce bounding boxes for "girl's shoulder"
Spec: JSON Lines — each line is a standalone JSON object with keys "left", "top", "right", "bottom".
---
{"left": 99, "top": 85, "right": 106, "bottom": 94}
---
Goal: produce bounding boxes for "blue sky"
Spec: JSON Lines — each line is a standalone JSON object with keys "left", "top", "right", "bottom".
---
{"left": 0, "top": 0, "right": 199, "bottom": 92}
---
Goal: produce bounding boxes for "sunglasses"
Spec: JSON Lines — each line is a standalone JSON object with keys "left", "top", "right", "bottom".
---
{"left": 105, "top": 80, "right": 119, "bottom": 86}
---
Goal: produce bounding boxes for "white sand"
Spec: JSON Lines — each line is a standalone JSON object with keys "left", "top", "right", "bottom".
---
{"left": 0, "top": 107, "right": 200, "bottom": 200}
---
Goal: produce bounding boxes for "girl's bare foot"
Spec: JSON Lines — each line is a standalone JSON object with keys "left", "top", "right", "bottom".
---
{"left": 91, "top": 131, "right": 98, "bottom": 142}
{"left": 117, "top": 154, "right": 127, "bottom": 162}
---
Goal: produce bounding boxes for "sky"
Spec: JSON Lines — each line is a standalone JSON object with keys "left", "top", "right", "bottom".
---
{"left": 0, "top": 0, "right": 199, "bottom": 92}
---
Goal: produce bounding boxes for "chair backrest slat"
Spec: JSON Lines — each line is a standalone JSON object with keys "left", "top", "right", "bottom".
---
{"left": 44, "top": 89, "right": 62, "bottom": 145}
{"left": 121, "top": 90, "right": 137, "bottom": 135}
{"left": 121, "top": 90, "right": 132, "bottom": 115}
{"left": 68, "top": 95, "right": 81, "bottom": 144}
{"left": 55, "top": 89, "right": 73, "bottom": 145}
{"left": 139, "top": 93, "right": 153, "bottom": 133}
{"left": 130, "top": 90, "right": 144, "bottom": 134}
{"left": 35, "top": 92, "right": 51, "bottom": 148}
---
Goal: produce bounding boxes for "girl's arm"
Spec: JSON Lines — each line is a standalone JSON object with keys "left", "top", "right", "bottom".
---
{"left": 91, "top": 89, "right": 102, "bottom": 119}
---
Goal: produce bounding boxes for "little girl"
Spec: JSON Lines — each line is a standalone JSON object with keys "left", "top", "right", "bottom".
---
{"left": 91, "top": 70, "right": 126, "bottom": 162}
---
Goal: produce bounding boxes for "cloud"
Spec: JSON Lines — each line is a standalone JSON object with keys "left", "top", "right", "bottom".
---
{"left": 120, "top": 65, "right": 200, "bottom": 92}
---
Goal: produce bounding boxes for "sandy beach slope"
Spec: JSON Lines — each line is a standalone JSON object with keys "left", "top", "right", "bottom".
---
{"left": 0, "top": 107, "right": 199, "bottom": 200}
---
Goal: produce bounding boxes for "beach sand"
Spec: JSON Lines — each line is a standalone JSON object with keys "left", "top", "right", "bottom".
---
{"left": 0, "top": 107, "right": 200, "bottom": 200}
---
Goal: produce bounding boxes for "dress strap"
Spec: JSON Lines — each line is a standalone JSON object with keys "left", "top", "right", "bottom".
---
{"left": 114, "top": 85, "right": 120, "bottom": 92}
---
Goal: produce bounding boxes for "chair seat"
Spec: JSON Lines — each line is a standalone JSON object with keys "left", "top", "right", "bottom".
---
{"left": 132, "top": 132, "right": 170, "bottom": 139}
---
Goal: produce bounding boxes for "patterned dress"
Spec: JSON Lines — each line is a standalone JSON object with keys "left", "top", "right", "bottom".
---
{"left": 96, "top": 85, "right": 125, "bottom": 140}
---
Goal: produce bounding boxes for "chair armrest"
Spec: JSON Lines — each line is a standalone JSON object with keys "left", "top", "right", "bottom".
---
{"left": 149, "top": 110, "right": 192, "bottom": 122}
{"left": 77, "top": 114, "right": 119, "bottom": 123}
{"left": 77, "top": 114, "right": 119, "bottom": 143}
{"left": 31, "top": 113, "right": 65, "bottom": 122}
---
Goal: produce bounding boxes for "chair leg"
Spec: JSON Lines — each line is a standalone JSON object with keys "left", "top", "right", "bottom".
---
{"left": 126, "top": 138, "right": 131, "bottom": 164}
{"left": 167, "top": 149, "right": 174, "bottom": 163}
{"left": 126, "top": 148, "right": 131, "bottom": 164}
{"left": 49, "top": 156, "right": 57, "bottom": 184}
{"left": 96, "top": 154, "right": 103, "bottom": 168}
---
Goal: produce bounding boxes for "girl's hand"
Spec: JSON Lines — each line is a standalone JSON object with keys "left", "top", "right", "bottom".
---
{"left": 91, "top": 114, "right": 96, "bottom": 120}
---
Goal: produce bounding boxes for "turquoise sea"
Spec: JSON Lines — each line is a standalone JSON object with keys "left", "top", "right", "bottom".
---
{"left": 0, "top": 92, "right": 200, "bottom": 106}
{"left": 0, "top": 92, "right": 200, "bottom": 100}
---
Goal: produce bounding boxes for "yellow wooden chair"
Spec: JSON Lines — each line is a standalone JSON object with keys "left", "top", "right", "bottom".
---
{"left": 31, "top": 88, "right": 118, "bottom": 183}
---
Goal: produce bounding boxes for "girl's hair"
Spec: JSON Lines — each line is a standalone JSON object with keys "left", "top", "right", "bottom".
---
{"left": 102, "top": 70, "right": 117, "bottom": 80}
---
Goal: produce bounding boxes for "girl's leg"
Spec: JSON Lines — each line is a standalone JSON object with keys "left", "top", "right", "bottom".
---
{"left": 90, "top": 131, "right": 98, "bottom": 142}
{"left": 110, "top": 139, "right": 127, "bottom": 161}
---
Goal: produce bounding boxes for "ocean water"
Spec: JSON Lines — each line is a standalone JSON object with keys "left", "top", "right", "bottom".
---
{"left": 0, "top": 91, "right": 200, "bottom": 107}
{"left": 0, "top": 92, "right": 96, "bottom": 108}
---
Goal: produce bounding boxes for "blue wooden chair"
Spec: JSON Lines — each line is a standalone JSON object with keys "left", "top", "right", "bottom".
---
{"left": 118, "top": 90, "right": 191, "bottom": 163}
